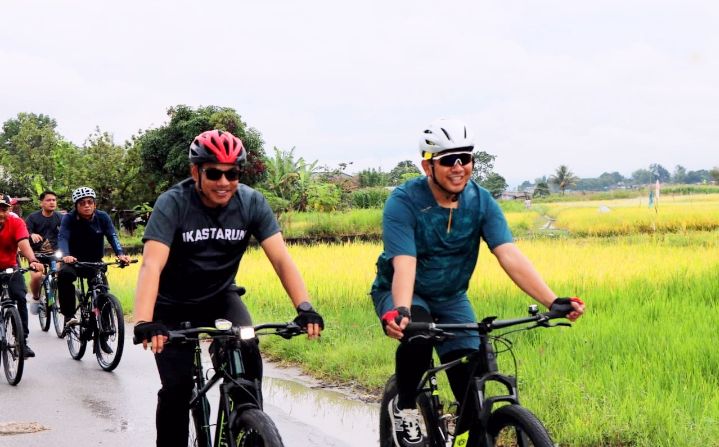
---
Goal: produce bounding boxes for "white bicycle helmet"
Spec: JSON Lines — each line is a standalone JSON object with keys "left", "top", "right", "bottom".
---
{"left": 419, "top": 118, "right": 475, "bottom": 159}
{"left": 72, "top": 186, "right": 96, "bottom": 203}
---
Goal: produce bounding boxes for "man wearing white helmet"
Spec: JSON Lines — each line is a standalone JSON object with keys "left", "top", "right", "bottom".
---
{"left": 370, "top": 118, "right": 585, "bottom": 447}
{"left": 58, "top": 187, "right": 131, "bottom": 331}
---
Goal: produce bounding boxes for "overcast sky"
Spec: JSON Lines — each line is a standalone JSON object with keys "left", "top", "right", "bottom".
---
{"left": 2, "top": 1, "right": 717, "bottom": 186}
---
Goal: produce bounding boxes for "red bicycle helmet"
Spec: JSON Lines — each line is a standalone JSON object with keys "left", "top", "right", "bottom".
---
{"left": 189, "top": 130, "right": 247, "bottom": 165}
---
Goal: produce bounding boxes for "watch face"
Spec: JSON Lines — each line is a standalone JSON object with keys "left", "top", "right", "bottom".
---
{"left": 298, "top": 302, "right": 313, "bottom": 312}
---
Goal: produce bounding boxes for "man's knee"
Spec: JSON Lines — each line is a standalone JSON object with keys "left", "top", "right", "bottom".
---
{"left": 158, "top": 382, "right": 193, "bottom": 406}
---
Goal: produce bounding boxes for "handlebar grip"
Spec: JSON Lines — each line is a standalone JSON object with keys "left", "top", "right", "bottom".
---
{"left": 546, "top": 302, "right": 574, "bottom": 319}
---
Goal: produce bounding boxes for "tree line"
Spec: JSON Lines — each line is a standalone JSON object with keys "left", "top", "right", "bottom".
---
{"left": 2, "top": 105, "right": 717, "bottom": 217}
{"left": 521, "top": 163, "right": 719, "bottom": 196}
{"left": 0, "top": 105, "right": 510, "bottom": 217}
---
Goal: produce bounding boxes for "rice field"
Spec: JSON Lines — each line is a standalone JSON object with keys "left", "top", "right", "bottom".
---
{"left": 106, "top": 193, "right": 719, "bottom": 446}
{"left": 548, "top": 194, "right": 719, "bottom": 236}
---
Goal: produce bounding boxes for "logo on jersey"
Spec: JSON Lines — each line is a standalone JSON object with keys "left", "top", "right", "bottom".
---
{"left": 182, "top": 227, "right": 247, "bottom": 243}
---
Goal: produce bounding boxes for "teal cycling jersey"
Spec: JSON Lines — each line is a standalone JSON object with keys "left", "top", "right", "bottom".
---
{"left": 371, "top": 177, "right": 513, "bottom": 301}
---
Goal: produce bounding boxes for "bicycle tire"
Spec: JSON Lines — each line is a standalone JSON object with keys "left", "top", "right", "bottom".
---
{"left": 486, "top": 404, "right": 554, "bottom": 447}
{"left": 379, "top": 375, "right": 435, "bottom": 447}
{"left": 51, "top": 278, "right": 64, "bottom": 338}
{"left": 38, "top": 280, "right": 51, "bottom": 332}
{"left": 94, "top": 293, "right": 124, "bottom": 371}
{"left": 2, "top": 306, "right": 25, "bottom": 385}
{"left": 66, "top": 294, "right": 87, "bottom": 360}
{"left": 230, "top": 408, "right": 284, "bottom": 447}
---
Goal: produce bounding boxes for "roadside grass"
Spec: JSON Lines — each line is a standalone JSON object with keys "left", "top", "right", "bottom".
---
{"left": 106, "top": 202, "right": 719, "bottom": 445}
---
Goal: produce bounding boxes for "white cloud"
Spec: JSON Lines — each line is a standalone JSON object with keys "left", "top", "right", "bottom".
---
{"left": 1, "top": 0, "right": 718, "bottom": 186}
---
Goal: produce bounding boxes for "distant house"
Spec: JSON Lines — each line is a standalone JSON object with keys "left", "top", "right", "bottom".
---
{"left": 499, "top": 191, "right": 531, "bottom": 201}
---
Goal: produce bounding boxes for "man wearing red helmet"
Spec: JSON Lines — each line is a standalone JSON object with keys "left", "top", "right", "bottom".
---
{"left": 133, "top": 129, "right": 324, "bottom": 446}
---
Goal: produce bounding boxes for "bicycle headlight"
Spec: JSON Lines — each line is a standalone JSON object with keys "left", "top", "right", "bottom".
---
{"left": 4, "top": 268, "right": 13, "bottom": 274}
{"left": 239, "top": 327, "right": 256, "bottom": 340}
{"left": 214, "top": 319, "right": 232, "bottom": 331}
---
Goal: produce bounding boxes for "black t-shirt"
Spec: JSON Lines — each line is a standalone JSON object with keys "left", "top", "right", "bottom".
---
{"left": 25, "top": 211, "right": 62, "bottom": 253}
{"left": 143, "top": 178, "right": 281, "bottom": 305}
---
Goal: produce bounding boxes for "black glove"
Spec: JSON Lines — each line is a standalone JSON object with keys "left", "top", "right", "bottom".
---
{"left": 294, "top": 303, "right": 325, "bottom": 330}
{"left": 549, "top": 297, "right": 583, "bottom": 317}
{"left": 133, "top": 321, "right": 169, "bottom": 344}
{"left": 381, "top": 306, "right": 410, "bottom": 333}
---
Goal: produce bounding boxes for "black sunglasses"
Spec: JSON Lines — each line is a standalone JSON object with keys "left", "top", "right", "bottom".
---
{"left": 202, "top": 167, "right": 240, "bottom": 181}
{"left": 433, "top": 152, "right": 473, "bottom": 167}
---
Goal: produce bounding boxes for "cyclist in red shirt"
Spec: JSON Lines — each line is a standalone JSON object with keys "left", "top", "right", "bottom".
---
{"left": 0, "top": 193, "right": 45, "bottom": 358}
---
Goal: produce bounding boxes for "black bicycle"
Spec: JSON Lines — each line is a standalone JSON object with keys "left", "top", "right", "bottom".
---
{"left": 35, "top": 252, "right": 64, "bottom": 337}
{"left": 379, "top": 303, "right": 574, "bottom": 447}
{"left": 64, "top": 259, "right": 136, "bottom": 371}
{"left": 139, "top": 319, "right": 305, "bottom": 447}
{"left": 0, "top": 267, "right": 30, "bottom": 385}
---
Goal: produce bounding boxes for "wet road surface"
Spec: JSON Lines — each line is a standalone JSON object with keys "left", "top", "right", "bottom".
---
{"left": 0, "top": 314, "right": 379, "bottom": 446}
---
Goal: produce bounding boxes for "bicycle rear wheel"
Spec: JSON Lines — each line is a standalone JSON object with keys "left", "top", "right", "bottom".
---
{"left": 38, "top": 280, "right": 51, "bottom": 332}
{"left": 231, "top": 408, "right": 284, "bottom": 447}
{"left": 486, "top": 404, "right": 554, "bottom": 447}
{"left": 94, "top": 293, "right": 124, "bottom": 371}
{"left": 51, "top": 299, "right": 63, "bottom": 338}
{"left": 2, "top": 306, "right": 25, "bottom": 385}
{"left": 66, "top": 298, "right": 87, "bottom": 360}
{"left": 379, "top": 375, "right": 434, "bottom": 447}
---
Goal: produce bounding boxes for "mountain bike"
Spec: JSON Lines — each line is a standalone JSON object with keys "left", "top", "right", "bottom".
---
{"left": 64, "top": 259, "right": 136, "bottom": 371}
{"left": 379, "top": 302, "right": 574, "bottom": 447}
{"left": 136, "top": 319, "right": 305, "bottom": 447}
{"left": 35, "top": 252, "right": 64, "bottom": 337}
{"left": 0, "top": 267, "right": 31, "bottom": 385}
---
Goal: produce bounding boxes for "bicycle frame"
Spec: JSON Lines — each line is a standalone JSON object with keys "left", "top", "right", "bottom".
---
{"left": 157, "top": 322, "right": 303, "bottom": 447}
{"left": 191, "top": 336, "right": 262, "bottom": 447}
{"left": 407, "top": 308, "right": 572, "bottom": 446}
{"left": 74, "top": 268, "right": 109, "bottom": 336}
{"left": 416, "top": 335, "right": 520, "bottom": 446}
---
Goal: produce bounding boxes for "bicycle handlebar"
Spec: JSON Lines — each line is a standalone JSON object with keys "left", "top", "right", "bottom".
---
{"left": 72, "top": 259, "right": 138, "bottom": 269}
{"left": 133, "top": 321, "right": 305, "bottom": 345}
{"left": 0, "top": 266, "right": 35, "bottom": 277}
{"left": 404, "top": 305, "right": 572, "bottom": 338}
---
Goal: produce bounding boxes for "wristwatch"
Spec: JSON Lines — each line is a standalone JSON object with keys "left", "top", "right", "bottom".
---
{"left": 296, "top": 301, "right": 314, "bottom": 313}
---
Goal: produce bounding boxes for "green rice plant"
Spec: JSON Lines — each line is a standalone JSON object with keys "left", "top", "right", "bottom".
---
{"left": 111, "top": 227, "right": 719, "bottom": 445}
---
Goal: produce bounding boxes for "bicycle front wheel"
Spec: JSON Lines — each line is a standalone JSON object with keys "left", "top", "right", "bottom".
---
{"left": 94, "top": 293, "right": 124, "bottom": 371}
{"left": 50, "top": 278, "right": 64, "bottom": 338}
{"left": 231, "top": 408, "right": 284, "bottom": 447}
{"left": 38, "top": 280, "right": 51, "bottom": 331}
{"left": 486, "top": 404, "right": 554, "bottom": 447}
{"left": 2, "top": 306, "right": 25, "bottom": 385}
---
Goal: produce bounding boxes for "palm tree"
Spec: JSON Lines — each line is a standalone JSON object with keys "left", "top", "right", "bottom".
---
{"left": 549, "top": 165, "right": 579, "bottom": 195}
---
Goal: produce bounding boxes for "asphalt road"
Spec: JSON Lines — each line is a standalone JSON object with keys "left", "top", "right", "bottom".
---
{"left": 0, "top": 314, "right": 379, "bottom": 447}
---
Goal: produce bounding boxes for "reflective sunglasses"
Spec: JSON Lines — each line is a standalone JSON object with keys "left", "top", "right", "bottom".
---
{"left": 202, "top": 167, "right": 240, "bottom": 181}
{"left": 432, "top": 152, "right": 473, "bottom": 167}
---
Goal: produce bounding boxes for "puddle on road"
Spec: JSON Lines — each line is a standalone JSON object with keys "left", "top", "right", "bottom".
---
{"left": 263, "top": 365, "right": 380, "bottom": 447}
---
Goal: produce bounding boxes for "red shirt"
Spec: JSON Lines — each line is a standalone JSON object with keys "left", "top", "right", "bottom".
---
{"left": 0, "top": 215, "right": 29, "bottom": 269}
